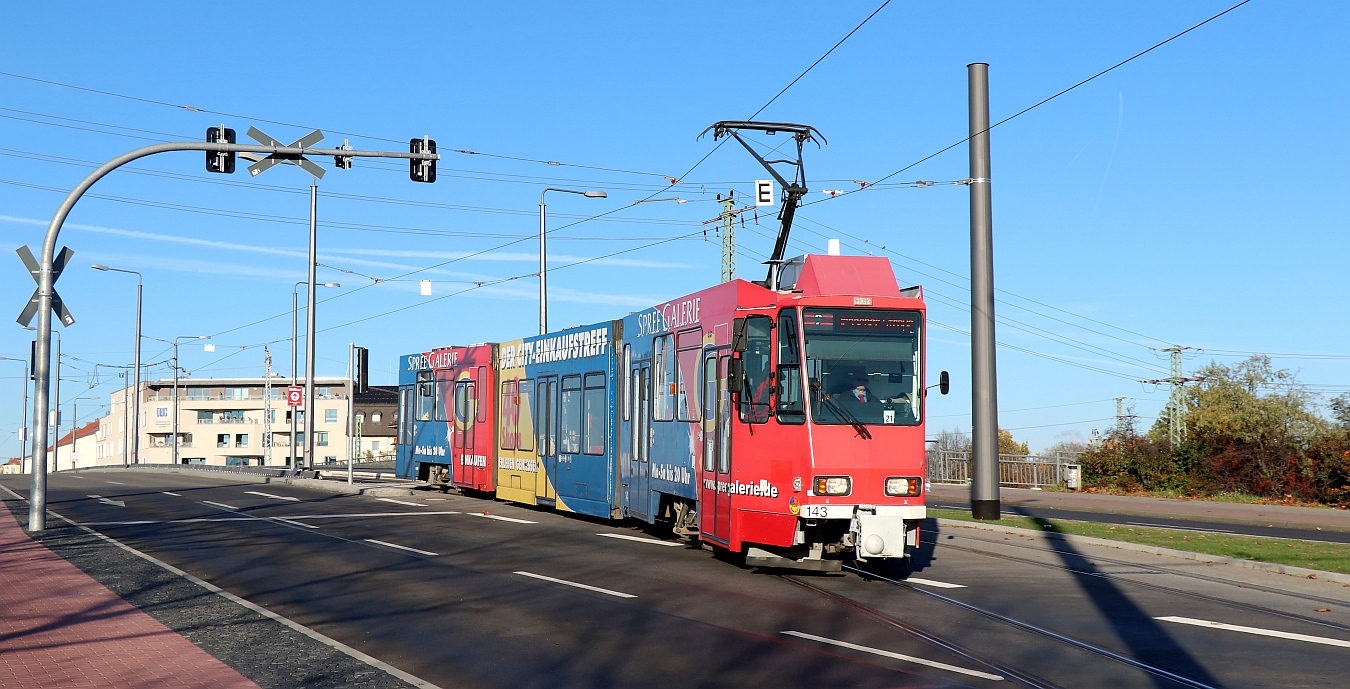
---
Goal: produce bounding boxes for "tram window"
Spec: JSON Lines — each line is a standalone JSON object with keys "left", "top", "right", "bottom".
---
{"left": 676, "top": 329, "right": 702, "bottom": 422}
{"left": 653, "top": 334, "right": 675, "bottom": 421}
{"left": 583, "top": 373, "right": 606, "bottom": 455}
{"left": 702, "top": 351, "right": 717, "bottom": 472}
{"left": 416, "top": 371, "right": 436, "bottom": 421}
{"left": 399, "top": 387, "right": 414, "bottom": 445}
{"left": 501, "top": 380, "right": 518, "bottom": 450}
{"left": 560, "top": 375, "right": 582, "bottom": 454}
{"left": 738, "top": 316, "right": 773, "bottom": 424}
{"left": 477, "top": 366, "right": 488, "bottom": 422}
{"left": 776, "top": 309, "right": 805, "bottom": 424}
{"left": 518, "top": 379, "right": 535, "bottom": 452}
{"left": 536, "top": 380, "right": 554, "bottom": 456}
{"left": 621, "top": 345, "right": 631, "bottom": 422}
{"left": 718, "top": 358, "right": 732, "bottom": 473}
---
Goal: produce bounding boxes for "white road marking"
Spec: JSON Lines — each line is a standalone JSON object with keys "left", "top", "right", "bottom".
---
{"left": 287, "top": 511, "right": 461, "bottom": 519}
{"left": 161, "top": 491, "right": 182, "bottom": 497}
{"left": 244, "top": 491, "right": 301, "bottom": 502}
{"left": 78, "top": 511, "right": 462, "bottom": 526}
{"left": 513, "top": 571, "right": 636, "bottom": 598}
{"left": 597, "top": 533, "right": 682, "bottom": 547}
{"left": 905, "top": 577, "right": 967, "bottom": 589}
{"left": 105, "top": 480, "right": 125, "bottom": 485}
{"left": 1155, "top": 616, "right": 1350, "bottom": 648}
{"left": 86, "top": 494, "right": 125, "bottom": 507}
{"left": 782, "top": 631, "right": 1004, "bottom": 681}
{"left": 376, "top": 498, "right": 426, "bottom": 507}
{"left": 272, "top": 516, "right": 319, "bottom": 529}
{"left": 201, "top": 500, "right": 238, "bottom": 510}
{"left": 470, "top": 513, "right": 537, "bottom": 524}
{"left": 364, "top": 539, "right": 438, "bottom": 557}
{"left": 1125, "top": 522, "right": 1235, "bottom": 534}
{"left": 69, "top": 475, "right": 87, "bottom": 479}
{"left": 79, "top": 518, "right": 255, "bottom": 525}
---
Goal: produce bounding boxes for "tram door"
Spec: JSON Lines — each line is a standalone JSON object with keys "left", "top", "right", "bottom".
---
{"left": 699, "top": 352, "right": 732, "bottom": 544}
{"left": 536, "top": 376, "right": 558, "bottom": 502}
{"left": 625, "top": 363, "right": 651, "bottom": 518}
{"left": 452, "top": 378, "right": 474, "bottom": 485}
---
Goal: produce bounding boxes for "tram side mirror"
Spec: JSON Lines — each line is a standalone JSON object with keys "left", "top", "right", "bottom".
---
{"left": 727, "top": 357, "right": 744, "bottom": 393}
{"left": 731, "top": 318, "right": 748, "bottom": 353}
{"left": 939, "top": 371, "right": 950, "bottom": 395}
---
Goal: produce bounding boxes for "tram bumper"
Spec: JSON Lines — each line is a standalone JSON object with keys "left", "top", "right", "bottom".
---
{"left": 851, "top": 505, "right": 924, "bottom": 560}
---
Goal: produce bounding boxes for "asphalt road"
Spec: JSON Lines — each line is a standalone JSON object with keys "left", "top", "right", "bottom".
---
{"left": 927, "top": 498, "right": 1350, "bottom": 545}
{"left": 5, "top": 469, "right": 1349, "bottom": 689}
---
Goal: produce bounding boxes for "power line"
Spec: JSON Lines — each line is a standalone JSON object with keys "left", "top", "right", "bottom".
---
{"left": 799, "top": 0, "right": 1254, "bottom": 209}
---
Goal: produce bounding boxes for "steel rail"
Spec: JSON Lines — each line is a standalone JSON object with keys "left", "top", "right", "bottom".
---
{"left": 841, "top": 566, "right": 1219, "bottom": 689}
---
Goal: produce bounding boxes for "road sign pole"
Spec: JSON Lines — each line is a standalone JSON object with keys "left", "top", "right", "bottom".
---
{"left": 304, "top": 181, "right": 318, "bottom": 470}
{"left": 22, "top": 139, "right": 438, "bottom": 531}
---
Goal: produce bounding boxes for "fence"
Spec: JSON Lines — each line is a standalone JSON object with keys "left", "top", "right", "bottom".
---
{"left": 926, "top": 450, "right": 1081, "bottom": 489}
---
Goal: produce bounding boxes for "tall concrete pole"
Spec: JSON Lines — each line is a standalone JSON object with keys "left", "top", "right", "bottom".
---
{"left": 968, "top": 62, "right": 1001, "bottom": 520}
{"left": 538, "top": 198, "right": 548, "bottom": 335}
{"left": 291, "top": 285, "right": 299, "bottom": 469}
{"left": 131, "top": 280, "right": 141, "bottom": 465}
{"left": 304, "top": 181, "right": 318, "bottom": 469}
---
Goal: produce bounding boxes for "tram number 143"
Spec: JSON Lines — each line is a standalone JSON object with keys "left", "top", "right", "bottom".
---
{"left": 801, "top": 504, "right": 850, "bottom": 519}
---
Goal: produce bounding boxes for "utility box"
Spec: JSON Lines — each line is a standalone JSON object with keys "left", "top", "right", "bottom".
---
{"left": 1063, "top": 464, "right": 1082, "bottom": 490}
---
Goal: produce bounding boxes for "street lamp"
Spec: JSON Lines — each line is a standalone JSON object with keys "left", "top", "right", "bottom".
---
{"left": 0, "top": 357, "right": 28, "bottom": 474}
{"left": 66, "top": 393, "right": 99, "bottom": 470}
{"left": 146, "top": 335, "right": 210, "bottom": 465}
{"left": 293, "top": 281, "right": 338, "bottom": 469}
{"left": 539, "top": 188, "right": 606, "bottom": 334}
{"left": 92, "top": 264, "right": 142, "bottom": 467}
{"left": 631, "top": 197, "right": 688, "bottom": 205}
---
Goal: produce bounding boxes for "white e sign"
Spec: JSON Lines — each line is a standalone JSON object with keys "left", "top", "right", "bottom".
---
{"left": 755, "top": 180, "right": 775, "bottom": 207}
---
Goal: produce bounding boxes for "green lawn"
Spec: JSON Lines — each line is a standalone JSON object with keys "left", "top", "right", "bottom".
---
{"left": 928, "top": 507, "right": 1350, "bottom": 575}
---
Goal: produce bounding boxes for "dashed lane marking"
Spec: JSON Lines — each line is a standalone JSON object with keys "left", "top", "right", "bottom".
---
{"left": 1156, "top": 616, "right": 1350, "bottom": 648}
{"left": 904, "top": 577, "right": 967, "bottom": 589}
{"left": 77, "top": 512, "right": 462, "bottom": 526}
{"left": 375, "top": 498, "right": 426, "bottom": 507}
{"left": 597, "top": 533, "right": 682, "bottom": 547}
{"left": 200, "top": 500, "right": 239, "bottom": 510}
{"left": 86, "top": 495, "right": 125, "bottom": 507}
{"left": 105, "top": 480, "right": 125, "bottom": 485}
{"left": 244, "top": 491, "right": 301, "bottom": 502}
{"left": 161, "top": 491, "right": 181, "bottom": 497}
{"left": 781, "top": 631, "right": 1004, "bottom": 681}
{"left": 1125, "top": 522, "right": 1235, "bottom": 534}
{"left": 273, "top": 517, "right": 319, "bottom": 529}
{"left": 513, "top": 571, "right": 636, "bottom": 598}
{"left": 364, "top": 539, "right": 438, "bottom": 557}
{"left": 470, "top": 513, "right": 537, "bottom": 524}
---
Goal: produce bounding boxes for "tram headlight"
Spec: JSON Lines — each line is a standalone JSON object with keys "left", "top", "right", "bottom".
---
{"left": 885, "top": 476, "right": 922, "bottom": 497}
{"left": 813, "top": 476, "right": 851, "bottom": 496}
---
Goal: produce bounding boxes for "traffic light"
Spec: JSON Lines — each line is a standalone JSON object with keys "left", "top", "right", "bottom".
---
{"left": 206, "top": 127, "right": 236, "bottom": 174}
{"left": 354, "top": 347, "right": 369, "bottom": 394}
{"left": 409, "top": 136, "right": 436, "bottom": 183}
{"left": 334, "top": 139, "right": 354, "bottom": 170}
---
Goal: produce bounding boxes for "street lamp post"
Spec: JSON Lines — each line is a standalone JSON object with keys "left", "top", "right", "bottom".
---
{"left": 92, "top": 264, "right": 142, "bottom": 466}
{"left": 539, "top": 188, "right": 606, "bottom": 334}
{"left": 293, "top": 281, "right": 338, "bottom": 469}
{"left": 0, "top": 357, "right": 27, "bottom": 474}
{"left": 67, "top": 394, "right": 99, "bottom": 470}
{"left": 170, "top": 335, "right": 210, "bottom": 466}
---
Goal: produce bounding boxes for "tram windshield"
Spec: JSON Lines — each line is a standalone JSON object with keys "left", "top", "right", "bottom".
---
{"left": 803, "top": 308, "right": 922, "bottom": 426}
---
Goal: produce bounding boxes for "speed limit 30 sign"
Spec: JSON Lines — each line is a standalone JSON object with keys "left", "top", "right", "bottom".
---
{"left": 287, "top": 385, "right": 304, "bottom": 407}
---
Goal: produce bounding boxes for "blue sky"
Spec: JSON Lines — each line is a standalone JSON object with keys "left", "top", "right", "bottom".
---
{"left": 1, "top": 1, "right": 1346, "bottom": 457}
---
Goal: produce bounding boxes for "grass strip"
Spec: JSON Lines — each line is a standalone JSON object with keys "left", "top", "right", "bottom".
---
{"left": 928, "top": 507, "right": 1350, "bottom": 575}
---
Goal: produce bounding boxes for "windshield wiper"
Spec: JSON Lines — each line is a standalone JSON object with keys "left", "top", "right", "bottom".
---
{"left": 813, "top": 384, "right": 871, "bottom": 439}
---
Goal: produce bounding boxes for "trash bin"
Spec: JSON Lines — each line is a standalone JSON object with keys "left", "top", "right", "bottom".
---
{"left": 1064, "top": 464, "right": 1081, "bottom": 490}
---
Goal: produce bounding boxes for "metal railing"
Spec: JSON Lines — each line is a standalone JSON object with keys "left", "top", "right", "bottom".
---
{"left": 926, "top": 450, "right": 1082, "bottom": 489}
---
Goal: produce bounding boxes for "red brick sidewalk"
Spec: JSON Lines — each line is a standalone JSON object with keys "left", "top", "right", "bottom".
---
{"left": 0, "top": 504, "right": 259, "bottom": 688}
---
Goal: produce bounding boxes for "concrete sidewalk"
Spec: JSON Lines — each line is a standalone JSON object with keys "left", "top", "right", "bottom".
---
{"left": 0, "top": 502, "right": 259, "bottom": 688}
{"left": 929, "top": 483, "right": 1350, "bottom": 532}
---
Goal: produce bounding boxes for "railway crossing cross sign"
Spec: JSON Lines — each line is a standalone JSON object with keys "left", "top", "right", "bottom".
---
{"left": 15, "top": 245, "right": 75, "bottom": 327}
{"left": 240, "top": 126, "right": 327, "bottom": 179}
{"left": 287, "top": 385, "right": 304, "bottom": 407}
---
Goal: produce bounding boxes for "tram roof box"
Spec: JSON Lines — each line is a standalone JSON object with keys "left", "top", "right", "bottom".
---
{"left": 776, "top": 254, "right": 911, "bottom": 299}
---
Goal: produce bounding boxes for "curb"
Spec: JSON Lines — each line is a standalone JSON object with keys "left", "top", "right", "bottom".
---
{"left": 934, "top": 518, "right": 1350, "bottom": 585}
{"left": 65, "top": 466, "right": 422, "bottom": 498}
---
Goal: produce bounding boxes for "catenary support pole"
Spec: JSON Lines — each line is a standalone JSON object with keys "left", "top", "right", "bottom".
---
{"left": 347, "top": 342, "right": 355, "bottom": 486}
{"left": 538, "top": 199, "right": 548, "bottom": 335}
{"left": 51, "top": 337, "right": 59, "bottom": 473}
{"left": 131, "top": 280, "right": 141, "bottom": 465}
{"left": 291, "top": 285, "right": 299, "bottom": 469}
{"left": 304, "top": 181, "right": 318, "bottom": 470}
{"left": 968, "top": 62, "right": 1001, "bottom": 521}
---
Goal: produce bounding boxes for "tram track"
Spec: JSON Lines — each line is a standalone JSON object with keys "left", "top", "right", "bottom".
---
{"left": 923, "top": 535, "right": 1350, "bottom": 633}
{"left": 781, "top": 574, "right": 1066, "bottom": 689}
{"left": 927, "top": 529, "right": 1350, "bottom": 610}
{"left": 832, "top": 566, "right": 1221, "bottom": 689}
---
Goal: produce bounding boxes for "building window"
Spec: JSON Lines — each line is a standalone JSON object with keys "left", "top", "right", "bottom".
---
{"left": 187, "top": 387, "right": 208, "bottom": 401}
{"left": 217, "top": 433, "right": 230, "bottom": 448}
{"left": 223, "top": 388, "right": 250, "bottom": 401}
{"left": 371, "top": 440, "right": 381, "bottom": 451}
{"left": 236, "top": 434, "right": 248, "bottom": 448}
{"left": 371, "top": 412, "right": 382, "bottom": 423}
{"left": 319, "top": 387, "right": 333, "bottom": 399}
{"left": 221, "top": 410, "right": 245, "bottom": 424}
{"left": 356, "top": 412, "right": 365, "bottom": 424}
{"left": 316, "top": 431, "right": 329, "bottom": 447}
{"left": 196, "top": 411, "right": 213, "bottom": 424}
{"left": 325, "top": 408, "right": 338, "bottom": 424}
{"left": 324, "top": 455, "right": 337, "bottom": 464}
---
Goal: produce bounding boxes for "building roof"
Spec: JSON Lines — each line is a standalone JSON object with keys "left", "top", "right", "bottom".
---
{"left": 54, "top": 420, "right": 99, "bottom": 448}
{"left": 355, "top": 385, "right": 398, "bottom": 405}
{"left": 146, "top": 376, "right": 350, "bottom": 387}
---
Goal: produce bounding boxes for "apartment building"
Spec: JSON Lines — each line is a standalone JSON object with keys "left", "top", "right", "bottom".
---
{"left": 99, "top": 376, "right": 398, "bottom": 468}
